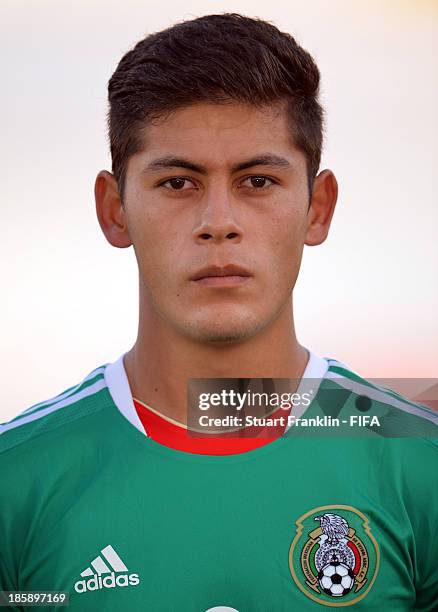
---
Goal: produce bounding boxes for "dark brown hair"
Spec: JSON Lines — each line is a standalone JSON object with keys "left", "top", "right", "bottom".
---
{"left": 108, "top": 13, "right": 324, "bottom": 201}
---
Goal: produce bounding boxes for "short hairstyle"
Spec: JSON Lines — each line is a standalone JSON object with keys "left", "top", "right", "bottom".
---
{"left": 107, "top": 12, "right": 324, "bottom": 202}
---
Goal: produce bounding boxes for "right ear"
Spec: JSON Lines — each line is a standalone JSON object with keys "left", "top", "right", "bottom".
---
{"left": 94, "top": 170, "right": 132, "bottom": 248}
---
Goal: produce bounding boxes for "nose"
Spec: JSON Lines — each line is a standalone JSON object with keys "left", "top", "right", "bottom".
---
{"left": 193, "top": 184, "right": 243, "bottom": 244}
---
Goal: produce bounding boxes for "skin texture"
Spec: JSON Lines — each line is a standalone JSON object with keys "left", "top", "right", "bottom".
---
{"left": 95, "top": 101, "right": 338, "bottom": 424}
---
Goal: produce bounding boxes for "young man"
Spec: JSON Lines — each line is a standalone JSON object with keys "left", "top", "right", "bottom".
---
{"left": 1, "top": 13, "right": 437, "bottom": 612}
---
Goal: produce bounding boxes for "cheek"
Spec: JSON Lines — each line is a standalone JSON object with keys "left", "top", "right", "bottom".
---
{"left": 129, "top": 215, "right": 187, "bottom": 289}
{"left": 127, "top": 190, "right": 188, "bottom": 247}
{"left": 262, "top": 207, "right": 306, "bottom": 256}
{"left": 262, "top": 210, "right": 306, "bottom": 288}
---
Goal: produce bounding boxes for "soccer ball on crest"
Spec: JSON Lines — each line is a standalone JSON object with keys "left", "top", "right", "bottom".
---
{"left": 318, "top": 561, "right": 355, "bottom": 597}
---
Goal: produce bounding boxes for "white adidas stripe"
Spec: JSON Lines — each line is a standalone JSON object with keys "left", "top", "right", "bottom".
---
{"left": 101, "top": 544, "right": 129, "bottom": 572}
{"left": 326, "top": 371, "right": 438, "bottom": 425}
{"left": 0, "top": 379, "right": 107, "bottom": 434}
{"left": 91, "top": 556, "right": 111, "bottom": 576}
{"left": 326, "top": 358, "right": 360, "bottom": 375}
{"left": 80, "top": 545, "right": 129, "bottom": 577}
{"left": 15, "top": 366, "right": 106, "bottom": 418}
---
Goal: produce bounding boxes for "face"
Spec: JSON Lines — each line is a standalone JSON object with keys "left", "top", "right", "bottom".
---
{"left": 97, "top": 101, "right": 337, "bottom": 344}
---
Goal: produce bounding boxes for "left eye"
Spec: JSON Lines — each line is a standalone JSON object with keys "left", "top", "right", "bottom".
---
{"left": 240, "top": 176, "right": 276, "bottom": 188}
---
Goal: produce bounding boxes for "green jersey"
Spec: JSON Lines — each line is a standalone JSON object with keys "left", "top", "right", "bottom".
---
{"left": 1, "top": 351, "right": 437, "bottom": 611}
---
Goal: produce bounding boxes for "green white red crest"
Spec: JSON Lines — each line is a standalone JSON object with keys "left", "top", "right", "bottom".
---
{"left": 289, "top": 505, "right": 380, "bottom": 606}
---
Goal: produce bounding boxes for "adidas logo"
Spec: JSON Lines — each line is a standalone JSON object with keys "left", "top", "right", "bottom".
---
{"left": 74, "top": 544, "right": 140, "bottom": 593}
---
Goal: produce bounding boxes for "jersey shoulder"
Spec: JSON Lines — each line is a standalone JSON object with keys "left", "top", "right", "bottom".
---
{"left": 0, "top": 363, "right": 112, "bottom": 457}
{"left": 323, "top": 356, "right": 438, "bottom": 448}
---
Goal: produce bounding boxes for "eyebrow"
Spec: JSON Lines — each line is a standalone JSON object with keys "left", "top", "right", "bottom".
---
{"left": 144, "top": 153, "right": 292, "bottom": 175}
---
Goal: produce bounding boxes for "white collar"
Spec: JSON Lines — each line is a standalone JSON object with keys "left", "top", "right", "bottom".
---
{"left": 104, "top": 348, "right": 329, "bottom": 437}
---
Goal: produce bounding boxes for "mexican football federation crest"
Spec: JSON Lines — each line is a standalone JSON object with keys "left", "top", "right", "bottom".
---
{"left": 289, "top": 505, "right": 380, "bottom": 606}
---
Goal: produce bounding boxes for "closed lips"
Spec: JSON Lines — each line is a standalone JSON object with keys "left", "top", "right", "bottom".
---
{"left": 190, "top": 264, "right": 252, "bottom": 280}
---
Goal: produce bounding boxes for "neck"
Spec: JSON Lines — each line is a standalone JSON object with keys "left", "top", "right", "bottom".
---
{"left": 123, "top": 295, "right": 308, "bottom": 425}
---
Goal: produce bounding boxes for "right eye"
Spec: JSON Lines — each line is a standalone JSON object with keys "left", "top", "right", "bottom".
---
{"left": 159, "top": 177, "right": 198, "bottom": 191}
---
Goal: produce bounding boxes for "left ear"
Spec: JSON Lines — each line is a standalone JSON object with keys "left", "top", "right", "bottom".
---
{"left": 305, "top": 169, "right": 338, "bottom": 246}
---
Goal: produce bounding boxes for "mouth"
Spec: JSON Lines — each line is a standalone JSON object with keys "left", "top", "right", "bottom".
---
{"left": 190, "top": 264, "right": 252, "bottom": 287}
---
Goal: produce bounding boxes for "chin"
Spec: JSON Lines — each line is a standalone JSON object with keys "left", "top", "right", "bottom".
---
{"left": 177, "top": 312, "right": 266, "bottom": 345}
{"left": 193, "top": 329, "right": 250, "bottom": 345}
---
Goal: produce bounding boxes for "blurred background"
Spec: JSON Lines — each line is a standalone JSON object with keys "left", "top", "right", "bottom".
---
{"left": 1, "top": 0, "right": 437, "bottom": 420}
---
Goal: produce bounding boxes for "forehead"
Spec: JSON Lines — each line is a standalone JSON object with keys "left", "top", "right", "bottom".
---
{"left": 132, "top": 101, "right": 304, "bottom": 169}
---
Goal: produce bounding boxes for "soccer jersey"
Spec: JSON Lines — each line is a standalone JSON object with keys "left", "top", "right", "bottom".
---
{"left": 1, "top": 350, "right": 437, "bottom": 611}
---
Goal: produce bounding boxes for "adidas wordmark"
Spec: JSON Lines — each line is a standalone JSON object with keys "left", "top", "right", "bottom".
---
{"left": 74, "top": 544, "right": 140, "bottom": 593}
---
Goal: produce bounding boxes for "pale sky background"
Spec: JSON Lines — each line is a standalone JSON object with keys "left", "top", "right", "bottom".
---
{"left": 1, "top": 0, "right": 437, "bottom": 420}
